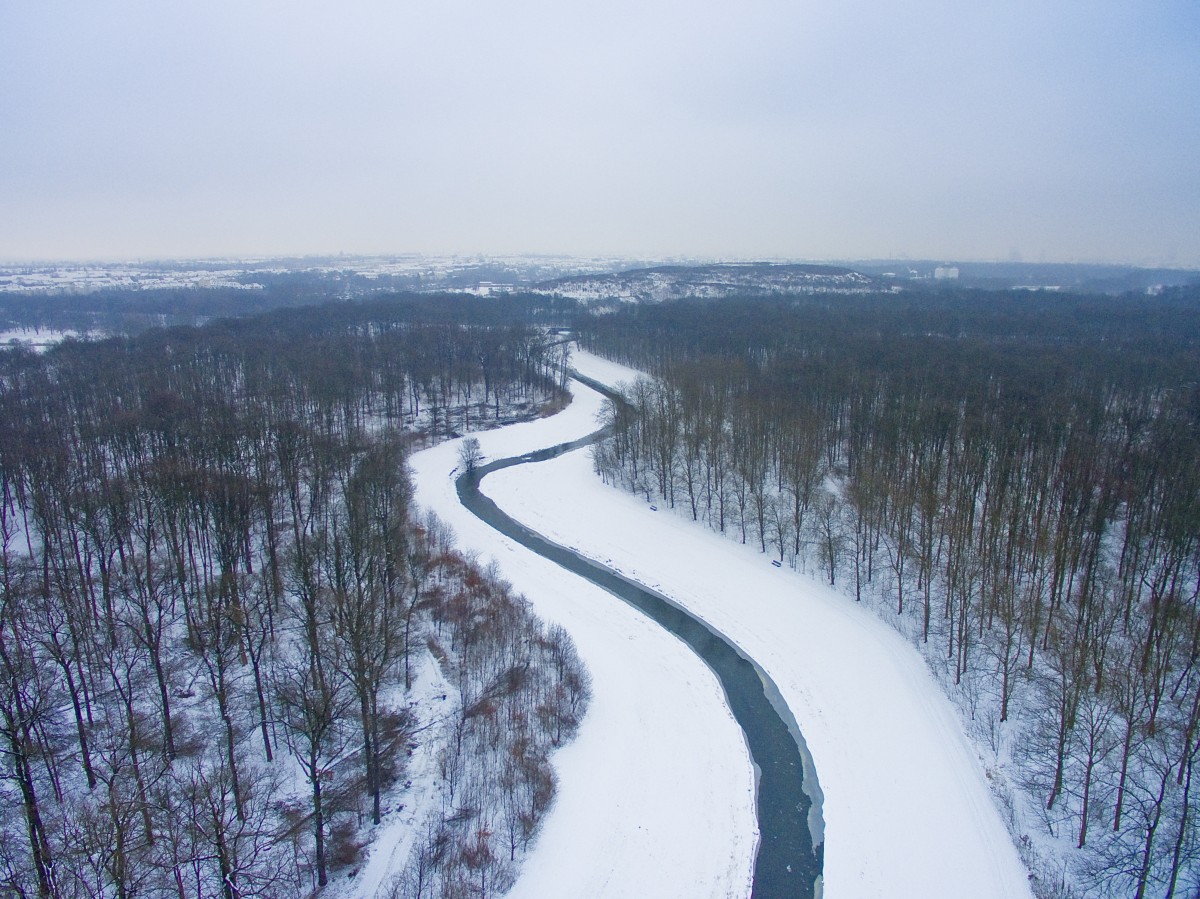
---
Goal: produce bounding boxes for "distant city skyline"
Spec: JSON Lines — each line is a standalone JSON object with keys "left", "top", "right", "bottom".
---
{"left": 3, "top": 1, "right": 1199, "bottom": 266}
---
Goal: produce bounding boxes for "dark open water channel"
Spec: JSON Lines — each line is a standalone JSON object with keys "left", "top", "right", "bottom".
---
{"left": 456, "top": 381, "right": 823, "bottom": 898}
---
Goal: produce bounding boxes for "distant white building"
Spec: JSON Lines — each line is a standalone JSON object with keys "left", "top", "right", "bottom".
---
{"left": 934, "top": 266, "right": 960, "bottom": 280}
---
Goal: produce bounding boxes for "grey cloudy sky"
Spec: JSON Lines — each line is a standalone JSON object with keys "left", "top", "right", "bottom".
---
{"left": 3, "top": 1, "right": 1199, "bottom": 265}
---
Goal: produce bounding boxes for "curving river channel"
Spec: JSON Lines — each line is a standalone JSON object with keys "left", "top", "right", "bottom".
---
{"left": 456, "top": 376, "right": 824, "bottom": 899}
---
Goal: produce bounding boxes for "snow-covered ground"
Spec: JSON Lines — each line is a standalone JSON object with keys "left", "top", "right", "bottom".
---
{"left": 350, "top": 651, "right": 458, "bottom": 895}
{"left": 378, "top": 358, "right": 758, "bottom": 899}
{"left": 386, "top": 348, "right": 1033, "bottom": 899}
{"left": 0, "top": 327, "right": 87, "bottom": 351}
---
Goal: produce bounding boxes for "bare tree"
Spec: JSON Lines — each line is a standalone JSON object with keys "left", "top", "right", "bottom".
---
{"left": 458, "top": 437, "right": 484, "bottom": 476}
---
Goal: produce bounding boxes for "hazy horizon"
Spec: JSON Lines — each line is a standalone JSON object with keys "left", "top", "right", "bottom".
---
{"left": 2, "top": 253, "right": 1199, "bottom": 274}
{"left": 4, "top": 2, "right": 1199, "bottom": 267}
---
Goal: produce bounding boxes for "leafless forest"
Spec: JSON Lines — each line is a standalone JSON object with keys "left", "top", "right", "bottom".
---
{"left": 583, "top": 289, "right": 1200, "bottom": 898}
{"left": 0, "top": 298, "right": 589, "bottom": 898}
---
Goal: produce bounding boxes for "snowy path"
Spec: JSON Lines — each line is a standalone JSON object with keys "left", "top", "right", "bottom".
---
{"left": 402, "top": 349, "right": 1033, "bottom": 899}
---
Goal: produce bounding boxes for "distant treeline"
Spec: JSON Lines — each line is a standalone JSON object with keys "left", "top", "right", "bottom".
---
{"left": 580, "top": 286, "right": 1200, "bottom": 898}
{"left": 0, "top": 279, "right": 580, "bottom": 336}
{"left": 1, "top": 281, "right": 339, "bottom": 334}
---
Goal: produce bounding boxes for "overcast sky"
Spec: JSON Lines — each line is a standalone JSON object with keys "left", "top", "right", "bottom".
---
{"left": 3, "top": 1, "right": 1199, "bottom": 265}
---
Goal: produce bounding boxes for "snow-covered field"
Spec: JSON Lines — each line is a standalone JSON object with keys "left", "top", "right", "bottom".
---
{"left": 393, "top": 348, "right": 1033, "bottom": 898}
{"left": 0, "top": 327, "right": 87, "bottom": 351}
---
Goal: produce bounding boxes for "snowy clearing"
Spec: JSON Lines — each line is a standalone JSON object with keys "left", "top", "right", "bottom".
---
{"left": 0, "top": 327, "right": 87, "bottom": 351}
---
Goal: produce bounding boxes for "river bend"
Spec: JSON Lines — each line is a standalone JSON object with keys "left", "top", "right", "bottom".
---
{"left": 456, "top": 384, "right": 823, "bottom": 898}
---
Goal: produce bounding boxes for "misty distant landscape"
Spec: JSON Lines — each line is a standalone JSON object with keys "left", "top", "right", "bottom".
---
{"left": 4, "top": 1, "right": 1199, "bottom": 897}
{"left": 2, "top": 256, "right": 1196, "bottom": 341}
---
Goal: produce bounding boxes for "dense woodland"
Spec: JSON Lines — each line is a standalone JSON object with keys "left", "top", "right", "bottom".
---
{"left": 581, "top": 288, "right": 1200, "bottom": 898}
{"left": 0, "top": 282, "right": 580, "bottom": 337}
{"left": 0, "top": 297, "right": 589, "bottom": 898}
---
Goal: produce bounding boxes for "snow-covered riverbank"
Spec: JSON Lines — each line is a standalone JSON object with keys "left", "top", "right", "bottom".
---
{"left": 386, "top": 348, "right": 1031, "bottom": 898}
{"left": 399, "top": 360, "right": 758, "bottom": 899}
